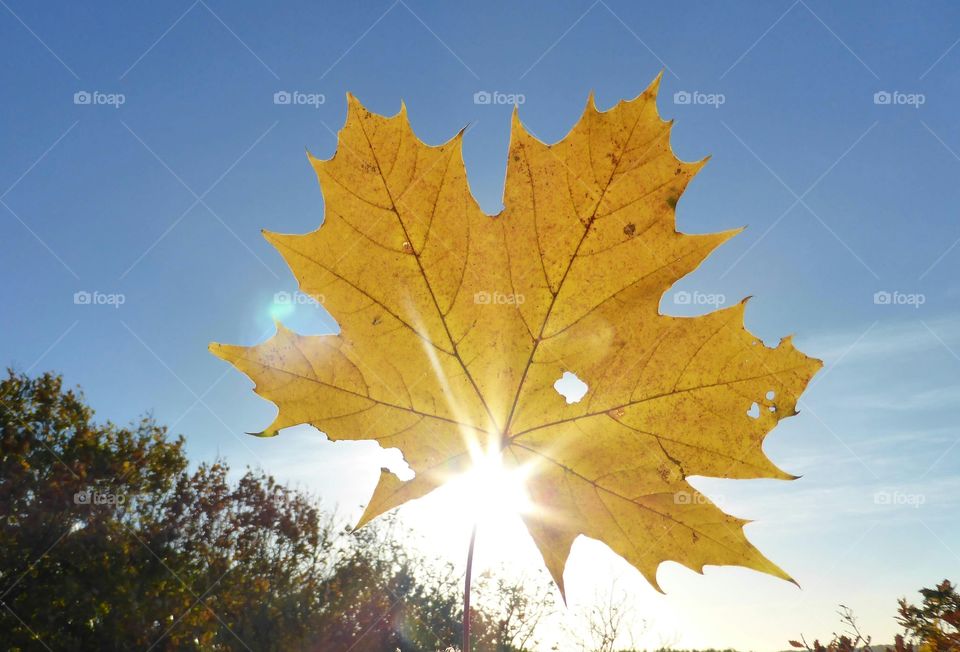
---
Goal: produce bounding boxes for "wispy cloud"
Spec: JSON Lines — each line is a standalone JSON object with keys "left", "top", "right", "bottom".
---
{"left": 801, "top": 315, "right": 960, "bottom": 363}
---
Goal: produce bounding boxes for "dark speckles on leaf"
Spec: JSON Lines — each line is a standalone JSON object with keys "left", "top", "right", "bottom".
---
{"left": 371, "top": 315, "right": 382, "bottom": 326}
{"left": 666, "top": 196, "right": 678, "bottom": 209}
{"left": 623, "top": 223, "right": 636, "bottom": 237}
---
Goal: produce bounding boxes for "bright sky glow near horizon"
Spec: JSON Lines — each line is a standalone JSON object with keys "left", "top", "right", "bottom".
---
{"left": 3, "top": 1, "right": 960, "bottom": 650}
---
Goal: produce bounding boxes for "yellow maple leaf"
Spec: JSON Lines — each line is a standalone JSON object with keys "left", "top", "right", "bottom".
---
{"left": 210, "top": 74, "right": 822, "bottom": 594}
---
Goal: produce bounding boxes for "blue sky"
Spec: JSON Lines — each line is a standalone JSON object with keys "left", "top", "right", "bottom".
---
{"left": 2, "top": 1, "right": 959, "bottom": 649}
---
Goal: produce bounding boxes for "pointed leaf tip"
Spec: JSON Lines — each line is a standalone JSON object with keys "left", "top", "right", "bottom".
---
{"left": 246, "top": 428, "right": 280, "bottom": 438}
{"left": 648, "top": 70, "right": 665, "bottom": 95}
{"left": 586, "top": 89, "right": 597, "bottom": 111}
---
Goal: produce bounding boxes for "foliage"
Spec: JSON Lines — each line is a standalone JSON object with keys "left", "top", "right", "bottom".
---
{"left": 0, "top": 370, "right": 551, "bottom": 651}
{"left": 897, "top": 579, "right": 960, "bottom": 652}
{"left": 211, "top": 76, "right": 821, "bottom": 595}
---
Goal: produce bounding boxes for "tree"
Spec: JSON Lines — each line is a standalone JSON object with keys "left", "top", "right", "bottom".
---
{"left": 0, "top": 369, "right": 337, "bottom": 650}
{"left": 897, "top": 579, "right": 960, "bottom": 652}
{"left": 1, "top": 368, "right": 191, "bottom": 649}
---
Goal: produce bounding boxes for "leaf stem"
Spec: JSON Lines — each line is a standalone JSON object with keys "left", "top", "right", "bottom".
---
{"left": 463, "top": 522, "right": 477, "bottom": 652}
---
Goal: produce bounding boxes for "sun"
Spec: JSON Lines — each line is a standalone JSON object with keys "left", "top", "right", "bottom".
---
{"left": 447, "top": 443, "right": 534, "bottom": 523}
{"left": 399, "top": 440, "right": 537, "bottom": 566}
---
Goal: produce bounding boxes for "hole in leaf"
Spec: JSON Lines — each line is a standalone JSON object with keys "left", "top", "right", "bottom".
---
{"left": 554, "top": 371, "right": 588, "bottom": 404}
{"left": 766, "top": 390, "right": 776, "bottom": 400}
{"left": 768, "top": 405, "right": 777, "bottom": 413}
{"left": 382, "top": 448, "right": 415, "bottom": 481}
{"left": 747, "top": 402, "right": 760, "bottom": 419}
